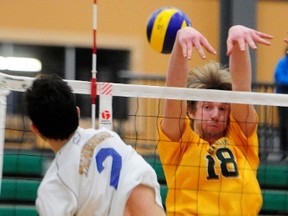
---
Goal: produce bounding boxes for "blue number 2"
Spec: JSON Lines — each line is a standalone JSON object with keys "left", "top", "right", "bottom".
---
{"left": 96, "top": 148, "right": 122, "bottom": 190}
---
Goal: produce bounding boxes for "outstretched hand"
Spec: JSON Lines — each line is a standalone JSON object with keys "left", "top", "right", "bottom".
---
{"left": 176, "top": 27, "right": 217, "bottom": 60}
{"left": 284, "top": 38, "right": 288, "bottom": 44}
{"left": 226, "top": 25, "right": 273, "bottom": 56}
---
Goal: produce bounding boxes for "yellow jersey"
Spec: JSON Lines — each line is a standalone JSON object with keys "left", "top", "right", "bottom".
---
{"left": 158, "top": 115, "right": 262, "bottom": 216}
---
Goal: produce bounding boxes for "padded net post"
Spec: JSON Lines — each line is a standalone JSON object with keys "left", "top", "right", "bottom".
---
{"left": 0, "top": 89, "right": 10, "bottom": 195}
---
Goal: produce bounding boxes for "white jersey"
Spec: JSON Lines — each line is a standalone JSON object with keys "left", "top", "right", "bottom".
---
{"left": 36, "top": 127, "right": 163, "bottom": 216}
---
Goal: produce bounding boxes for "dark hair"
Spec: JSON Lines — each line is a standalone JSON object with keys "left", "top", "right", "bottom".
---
{"left": 25, "top": 73, "right": 78, "bottom": 140}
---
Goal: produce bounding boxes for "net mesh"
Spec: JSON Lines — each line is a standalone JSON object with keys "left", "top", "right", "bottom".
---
{"left": 0, "top": 73, "right": 288, "bottom": 215}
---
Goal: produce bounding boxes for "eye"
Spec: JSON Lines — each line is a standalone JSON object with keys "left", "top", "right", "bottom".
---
{"left": 219, "top": 107, "right": 226, "bottom": 111}
{"left": 203, "top": 104, "right": 211, "bottom": 110}
{"left": 219, "top": 104, "right": 229, "bottom": 112}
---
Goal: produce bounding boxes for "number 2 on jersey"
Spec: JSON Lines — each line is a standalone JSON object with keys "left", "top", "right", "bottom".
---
{"left": 96, "top": 148, "right": 122, "bottom": 189}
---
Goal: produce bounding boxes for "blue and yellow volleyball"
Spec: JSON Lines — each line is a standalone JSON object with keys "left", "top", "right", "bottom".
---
{"left": 146, "top": 7, "right": 192, "bottom": 54}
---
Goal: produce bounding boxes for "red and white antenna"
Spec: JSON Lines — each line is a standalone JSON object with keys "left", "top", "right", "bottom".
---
{"left": 91, "top": 0, "right": 97, "bottom": 128}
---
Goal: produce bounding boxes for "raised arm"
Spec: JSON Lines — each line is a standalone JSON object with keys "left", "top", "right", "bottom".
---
{"left": 227, "top": 25, "right": 273, "bottom": 136}
{"left": 161, "top": 27, "right": 216, "bottom": 141}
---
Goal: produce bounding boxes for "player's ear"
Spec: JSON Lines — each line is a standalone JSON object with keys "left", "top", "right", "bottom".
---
{"left": 30, "top": 123, "right": 40, "bottom": 135}
{"left": 187, "top": 107, "right": 196, "bottom": 119}
{"left": 76, "top": 106, "right": 80, "bottom": 118}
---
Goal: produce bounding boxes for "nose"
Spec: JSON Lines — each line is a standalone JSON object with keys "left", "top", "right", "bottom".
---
{"left": 211, "top": 108, "right": 219, "bottom": 120}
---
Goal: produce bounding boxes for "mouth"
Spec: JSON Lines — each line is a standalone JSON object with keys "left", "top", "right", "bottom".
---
{"left": 207, "top": 122, "right": 225, "bottom": 131}
{"left": 207, "top": 122, "right": 219, "bottom": 127}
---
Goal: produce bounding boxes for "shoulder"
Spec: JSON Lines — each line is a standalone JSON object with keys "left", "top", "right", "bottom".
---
{"left": 74, "top": 127, "right": 121, "bottom": 146}
{"left": 228, "top": 115, "right": 257, "bottom": 139}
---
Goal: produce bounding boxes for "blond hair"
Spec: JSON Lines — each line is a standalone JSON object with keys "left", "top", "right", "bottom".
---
{"left": 187, "top": 61, "right": 232, "bottom": 112}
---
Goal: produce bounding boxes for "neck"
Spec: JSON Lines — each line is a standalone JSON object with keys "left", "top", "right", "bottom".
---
{"left": 49, "top": 139, "right": 69, "bottom": 153}
{"left": 40, "top": 132, "right": 74, "bottom": 153}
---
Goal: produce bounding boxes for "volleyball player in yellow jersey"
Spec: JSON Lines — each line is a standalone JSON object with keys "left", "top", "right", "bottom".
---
{"left": 158, "top": 25, "right": 273, "bottom": 215}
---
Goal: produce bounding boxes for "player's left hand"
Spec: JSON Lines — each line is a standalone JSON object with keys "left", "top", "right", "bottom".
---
{"left": 226, "top": 25, "right": 273, "bottom": 55}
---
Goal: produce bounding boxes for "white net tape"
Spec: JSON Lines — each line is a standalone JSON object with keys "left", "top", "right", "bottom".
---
{"left": 0, "top": 72, "right": 288, "bottom": 107}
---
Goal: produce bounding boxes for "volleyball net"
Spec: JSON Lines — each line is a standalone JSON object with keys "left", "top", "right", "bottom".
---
{"left": 0, "top": 72, "right": 287, "bottom": 162}
{"left": 1, "top": 72, "right": 287, "bottom": 156}
{"left": 0, "top": 72, "right": 288, "bottom": 214}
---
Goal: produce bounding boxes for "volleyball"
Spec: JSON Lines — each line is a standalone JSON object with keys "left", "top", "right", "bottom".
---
{"left": 146, "top": 7, "right": 192, "bottom": 54}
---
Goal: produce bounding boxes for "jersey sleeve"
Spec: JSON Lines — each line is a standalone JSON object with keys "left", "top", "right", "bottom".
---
{"left": 36, "top": 176, "right": 78, "bottom": 216}
{"left": 109, "top": 149, "right": 163, "bottom": 215}
{"left": 228, "top": 115, "right": 260, "bottom": 170}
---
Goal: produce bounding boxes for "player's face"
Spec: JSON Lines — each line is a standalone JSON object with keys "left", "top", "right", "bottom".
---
{"left": 189, "top": 101, "right": 230, "bottom": 143}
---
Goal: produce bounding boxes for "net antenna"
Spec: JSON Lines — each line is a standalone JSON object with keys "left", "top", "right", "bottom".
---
{"left": 91, "top": 0, "right": 97, "bottom": 129}
{"left": 92, "top": 0, "right": 113, "bottom": 130}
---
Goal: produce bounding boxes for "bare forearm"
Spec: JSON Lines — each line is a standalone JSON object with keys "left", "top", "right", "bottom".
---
{"left": 166, "top": 38, "right": 189, "bottom": 88}
{"left": 229, "top": 45, "right": 252, "bottom": 92}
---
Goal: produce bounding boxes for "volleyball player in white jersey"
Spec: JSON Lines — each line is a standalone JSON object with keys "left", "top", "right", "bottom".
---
{"left": 25, "top": 74, "right": 165, "bottom": 216}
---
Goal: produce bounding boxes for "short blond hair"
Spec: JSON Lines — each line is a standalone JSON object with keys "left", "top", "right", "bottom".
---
{"left": 187, "top": 61, "right": 232, "bottom": 112}
{"left": 187, "top": 61, "right": 231, "bottom": 90}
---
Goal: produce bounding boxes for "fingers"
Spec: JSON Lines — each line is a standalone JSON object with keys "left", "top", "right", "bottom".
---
{"left": 192, "top": 38, "right": 216, "bottom": 59}
{"left": 246, "top": 37, "right": 257, "bottom": 49}
{"left": 226, "top": 38, "right": 247, "bottom": 56}
{"left": 226, "top": 39, "right": 233, "bottom": 56}
{"left": 253, "top": 31, "right": 273, "bottom": 46}
{"left": 177, "top": 26, "right": 273, "bottom": 59}
{"left": 255, "top": 31, "right": 274, "bottom": 40}
{"left": 182, "top": 41, "right": 215, "bottom": 60}
{"left": 177, "top": 27, "right": 216, "bottom": 60}
{"left": 181, "top": 40, "right": 193, "bottom": 60}
{"left": 226, "top": 25, "right": 273, "bottom": 55}
{"left": 200, "top": 38, "right": 217, "bottom": 56}
{"left": 194, "top": 41, "right": 206, "bottom": 59}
